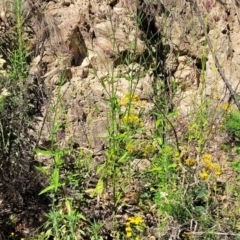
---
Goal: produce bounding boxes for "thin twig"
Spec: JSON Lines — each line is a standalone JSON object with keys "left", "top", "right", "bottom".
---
{"left": 189, "top": 231, "right": 240, "bottom": 236}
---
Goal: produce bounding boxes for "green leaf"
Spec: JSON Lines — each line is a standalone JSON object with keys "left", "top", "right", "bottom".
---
{"left": 95, "top": 179, "right": 104, "bottom": 196}
{"left": 96, "top": 163, "right": 105, "bottom": 175}
{"left": 53, "top": 168, "right": 59, "bottom": 192}
{"left": 195, "top": 206, "right": 205, "bottom": 212}
{"left": 52, "top": 121, "right": 62, "bottom": 134}
{"left": 39, "top": 185, "right": 55, "bottom": 195}
{"left": 45, "top": 229, "right": 52, "bottom": 237}
{"left": 35, "top": 166, "right": 50, "bottom": 175}
{"left": 232, "top": 161, "right": 240, "bottom": 171}
{"left": 54, "top": 152, "right": 63, "bottom": 166}
{"left": 35, "top": 148, "right": 53, "bottom": 156}
{"left": 156, "top": 119, "right": 163, "bottom": 128}
{"left": 77, "top": 213, "right": 86, "bottom": 221}
{"left": 155, "top": 137, "right": 163, "bottom": 146}
{"left": 167, "top": 163, "right": 177, "bottom": 170}
{"left": 118, "top": 152, "right": 128, "bottom": 163}
{"left": 146, "top": 167, "right": 162, "bottom": 172}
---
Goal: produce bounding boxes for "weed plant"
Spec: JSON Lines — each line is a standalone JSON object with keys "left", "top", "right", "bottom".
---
{"left": 8, "top": 0, "right": 28, "bottom": 81}
{"left": 0, "top": 0, "right": 48, "bottom": 237}
{"left": 87, "top": 3, "right": 183, "bottom": 239}
{"left": 35, "top": 73, "right": 88, "bottom": 240}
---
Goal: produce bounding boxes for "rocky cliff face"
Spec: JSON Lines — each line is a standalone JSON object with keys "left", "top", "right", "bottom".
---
{"left": 24, "top": 0, "right": 156, "bottom": 154}
{"left": 0, "top": 0, "right": 239, "bottom": 153}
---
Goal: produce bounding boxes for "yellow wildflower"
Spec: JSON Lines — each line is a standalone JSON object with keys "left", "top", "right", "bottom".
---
{"left": 128, "top": 216, "right": 143, "bottom": 225}
{"left": 136, "top": 237, "right": 140, "bottom": 240}
{"left": 201, "top": 153, "right": 212, "bottom": 162}
{"left": 206, "top": 161, "right": 215, "bottom": 170}
{"left": 201, "top": 153, "right": 214, "bottom": 170}
{"left": 126, "top": 226, "right": 132, "bottom": 238}
{"left": 122, "top": 114, "right": 142, "bottom": 126}
{"left": 128, "top": 216, "right": 134, "bottom": 223}
{"left": 126, "top": 221, "right": 131, "bottom": 226}
{"left": 201, "top": 153, "right": 222, "bottom": 178}
{"left": 126, "top": 143, "right": 135, "bottom": 153}
{"left": 118, "top": 93, "right": 139, "bottom": 106}
{"left": 185, "top": 158, "right": 196, "bottom": 167}
{"left": 132, "top": 94, "right": 140, "bottom": 102}
{"left": 200, "top": 172, "right": 209, "bottom": 180}
{"left": 142, "top": 143, "right": 156, "bottom": 157}
{"left": 134, "top": 216, "right": 143, "bottom": 225}
{"left": 118, "top": 96, "right": 129, "bottom": 106}
{"left": 118, "top": 92, "right": 147, "bottom": 108}
{"left": 214, "top": 165, "right": 222, "bottom": 176}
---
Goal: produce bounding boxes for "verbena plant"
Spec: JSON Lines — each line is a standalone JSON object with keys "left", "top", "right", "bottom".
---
{"left": 87, "top": 4, "right": 181, "bottom": 239}
{"left": 35, "top": 73, "right": 87, "bottom": 239}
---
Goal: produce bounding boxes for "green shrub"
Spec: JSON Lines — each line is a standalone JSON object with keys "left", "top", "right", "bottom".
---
{"left": 225, "top": 110, "right": 240, "bottom": 138}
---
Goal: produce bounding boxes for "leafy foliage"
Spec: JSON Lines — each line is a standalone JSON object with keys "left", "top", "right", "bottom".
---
{"left": 225, "top": 110, "right": 240, "bottom": 139}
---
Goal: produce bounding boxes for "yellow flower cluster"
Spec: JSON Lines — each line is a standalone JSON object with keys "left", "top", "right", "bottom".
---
{"left": 122, "top": 114, "right": 143, "bottom": 126}
{"left": 126, "top": 143, "right": 135, "bottom": 153}
{"left": 200, "top": 153, "right": 222, "bottom": 180}
{"left": 125, "top": 226, "right": 133, "bottom": 238}
{"left": 185, "top": 157, "right": 197, "bottom": 167}
{"left": 125, "top": 216, "right": 144, "bottom": 238}
{"left": 118, "top": 93, "right": 147, "bottom": 128}
{"left": 142, "top": 142, "right": 157, "bottom": 157}
{"left": 199, "top": 172, "right": 209, "bottom": 180}
{"left": 127, "top": 216, "right": 143, "bottom": 225}
{"left": 118, "top": 92, "right": 146, "bottom": 107}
